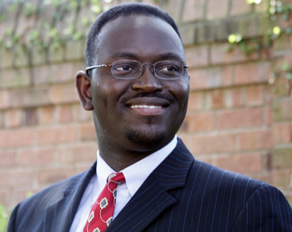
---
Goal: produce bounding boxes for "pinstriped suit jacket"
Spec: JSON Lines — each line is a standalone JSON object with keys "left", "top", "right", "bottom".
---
{"left": 8, "top": 138, "right": 292, "bottom": 232}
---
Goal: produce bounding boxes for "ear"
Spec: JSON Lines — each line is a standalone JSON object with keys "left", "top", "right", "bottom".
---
{"left": 75, "top": 71, "right": 93, "bottom": 111}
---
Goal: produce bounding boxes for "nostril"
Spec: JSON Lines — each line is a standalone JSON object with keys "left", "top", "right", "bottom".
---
{"left": 131, "top": 72, "right": 163, "bottom": 92}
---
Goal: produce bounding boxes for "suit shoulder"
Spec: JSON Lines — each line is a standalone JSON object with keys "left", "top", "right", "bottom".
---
{"left": 22, "top": 170, "right": 86, "bottom": 206}
{"left": 187, "top": 159, "right": 269, "bottom": 200}
{"left": 9, "top": 165, "right": 95, "bottom": 232}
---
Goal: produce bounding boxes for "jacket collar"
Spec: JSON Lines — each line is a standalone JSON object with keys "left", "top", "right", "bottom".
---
{"left": 43, "top": 162, "right": 97, "bottom": 232}
{"left": 107, "top": 138, "right": 194, "bottom": 232}
{"left": 43, "top": 138, "right": 194, "bottom": 232}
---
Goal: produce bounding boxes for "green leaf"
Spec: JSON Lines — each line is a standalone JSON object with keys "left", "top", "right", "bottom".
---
{"left": 287, "top": 72, "right": 292, "bottom": 80}
{"left": 281, "top": 62, "right": 290, "bottom": 71}
{"left": 24, "top": 3, "right": 36, "bottom": 17}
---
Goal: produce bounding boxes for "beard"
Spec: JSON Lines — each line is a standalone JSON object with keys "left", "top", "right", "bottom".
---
{"left": 124, "top": 125, "right": 165, "bottom": 148}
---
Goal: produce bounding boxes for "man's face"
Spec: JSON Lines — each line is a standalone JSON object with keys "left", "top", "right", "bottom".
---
{"left": 85, "top": 15, "right": 189, "bottom": 155}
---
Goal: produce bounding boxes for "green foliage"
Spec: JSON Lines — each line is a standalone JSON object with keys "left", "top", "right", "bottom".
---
{"left": 0, "top": 205, "right": 9, "bottom": 232}
{"left": 227, "top": 0, "right": 292, "bottom": 82}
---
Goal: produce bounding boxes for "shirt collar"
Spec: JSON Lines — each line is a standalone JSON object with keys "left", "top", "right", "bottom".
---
{"left": 96, "top": 135, "right": 177, "bottom": 197}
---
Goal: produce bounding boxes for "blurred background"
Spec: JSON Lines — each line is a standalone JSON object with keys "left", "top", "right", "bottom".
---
{"left": 0, "top": 0, "right": 292, "bottom": 230}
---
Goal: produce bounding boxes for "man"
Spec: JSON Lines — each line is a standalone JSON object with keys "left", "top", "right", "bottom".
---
{"left": 8, "top": 3, "right": 292, "bottom": 232}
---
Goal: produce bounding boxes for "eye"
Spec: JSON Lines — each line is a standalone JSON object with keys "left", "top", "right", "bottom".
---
{"left": 161, "top": 65, "right": 180, "bottom": 73}
{"left": 157, "top": 62, "right": 182, "bottom": 76}
{"left": 114, "top": 65, "right": 134, "bottom": 72}
{"left": 111, "top": 62, "right": 138, "bottom": 78}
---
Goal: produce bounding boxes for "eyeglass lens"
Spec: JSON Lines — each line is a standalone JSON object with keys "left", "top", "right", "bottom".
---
{"left": 111, "top": 60, "right": 185, "bottom": 80}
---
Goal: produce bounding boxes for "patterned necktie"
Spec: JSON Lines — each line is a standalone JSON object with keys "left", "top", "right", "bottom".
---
{"left": 83, "top": 172, "right": 125, "bottom": 232}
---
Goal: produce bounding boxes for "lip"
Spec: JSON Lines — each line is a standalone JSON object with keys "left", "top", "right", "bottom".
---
{"left": 125, "top": 97, "right": 170, "bottom": 116}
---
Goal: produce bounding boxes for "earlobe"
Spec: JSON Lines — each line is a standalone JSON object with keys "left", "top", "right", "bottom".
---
{"left": 75, "top": 71, "right": 94, "bottom": 111}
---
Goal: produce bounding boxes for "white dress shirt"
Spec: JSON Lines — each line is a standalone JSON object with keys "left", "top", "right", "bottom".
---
{"left": 70, "top": 136, "right": 177, "bottom": 232}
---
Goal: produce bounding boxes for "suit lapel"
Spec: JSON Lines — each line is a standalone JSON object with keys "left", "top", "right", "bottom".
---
{"left": 43, "top": 162, "right": 97, "bottom": 232}
{"left": 108, "top": 139, "right": 194, "bottom": 232}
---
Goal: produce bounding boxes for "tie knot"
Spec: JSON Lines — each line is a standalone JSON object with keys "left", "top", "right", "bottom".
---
{"left": 107, "top": 172, "right": 125, "bottom": 185}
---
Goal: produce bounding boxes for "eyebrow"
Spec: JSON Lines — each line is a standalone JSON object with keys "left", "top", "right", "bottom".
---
{"left": 109, "top": 52, "right": 184, "bottom": 62}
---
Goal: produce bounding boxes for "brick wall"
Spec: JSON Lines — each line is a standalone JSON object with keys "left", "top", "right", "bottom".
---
{"left": 0, "top": 0, "right": 291, "bottom": 209}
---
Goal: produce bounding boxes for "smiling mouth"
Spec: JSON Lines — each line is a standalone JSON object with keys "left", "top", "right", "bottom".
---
{"left": 128, "top": 103, "right": 166, "bottom": 116}
{"left": 130, "top": 105, "right": 163, "bottom": 109}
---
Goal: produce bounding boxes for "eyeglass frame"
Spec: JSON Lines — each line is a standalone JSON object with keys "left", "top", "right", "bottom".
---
{"left": 85, "top": 60, "right": 189, "bottom": 80}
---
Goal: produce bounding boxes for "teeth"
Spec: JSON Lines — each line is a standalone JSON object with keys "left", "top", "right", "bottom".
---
{"left": 130, "top": 105, "right": 162, "bottom": 109}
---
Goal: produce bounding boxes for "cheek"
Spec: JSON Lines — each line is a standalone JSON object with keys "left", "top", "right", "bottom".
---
{"left": 170, "top": 80, "right": 190, "bottom": 107}
{"left": 92, "top": 77, "right": 130, "bottom": 109}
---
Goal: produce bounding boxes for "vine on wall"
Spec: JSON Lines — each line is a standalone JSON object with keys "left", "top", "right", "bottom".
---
{"left": 227, "top": 0, "right": 292, "bottom": 89}
{"left": 0, "top": 0, "right": 147, "bottom": 65}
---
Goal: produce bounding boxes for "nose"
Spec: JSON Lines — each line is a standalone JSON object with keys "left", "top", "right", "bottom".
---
{"left": 131, "top": 64, "right": 163, "bottom": 92}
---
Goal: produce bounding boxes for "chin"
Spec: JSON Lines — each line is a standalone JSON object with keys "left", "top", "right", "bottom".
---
{"left": 125, "top": 127, "right": 166, "bottom": 149}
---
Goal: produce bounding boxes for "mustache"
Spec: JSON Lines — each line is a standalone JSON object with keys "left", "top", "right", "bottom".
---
{"left": 120, "top": 92, "right": 175, "bottom": 104}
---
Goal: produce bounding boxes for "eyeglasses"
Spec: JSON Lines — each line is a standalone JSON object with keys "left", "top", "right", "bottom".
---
{"left": 86, "top": 60, "right": 189, "bottom": 80}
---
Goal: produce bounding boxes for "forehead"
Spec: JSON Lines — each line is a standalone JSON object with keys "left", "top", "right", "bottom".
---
{"left": 95, "top": 15, "right": 186, "bottom": 62}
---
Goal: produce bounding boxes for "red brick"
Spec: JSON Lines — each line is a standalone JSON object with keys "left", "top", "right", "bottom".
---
{"left": 38, "top": 106, "right": 56, "bottom": 125}
{"left": 273, "top": 32, "right": 292, "bottom": 55}
{"left": 273, "top": 122, "right": 292, "bottom": 144}
{"left": 272, "top": 99, "right": 292, "bottom": 121}
{"left": 57, "top": 105, "right": 73, "bottom": 123}
{"left": 14, "top": 189, "right": 37, "bottom": 206}
{"left": 189, "top": 70, "right": 207, "bottom": 90}
{"left": 0, "top": 151, "right": 16, "bottom": 167}
{"left": 273, "top": 147, "right": 292, "bottom": 169}
{"left": 23, "top": 108, "right": 38, "bottom": 126}
{"left": 272, "top": 77, "right": 291, "bottom": 97}
{"left": 265, "top": 106, "right": 273, "bottom": 126}
{"left": 65, "top": 41, "right": 84, "bottom": 61}
{"left": 182, "top": 0, "right": 205, "bottom": 22}
{"left": 185, "top": 45, "right": 209, "bottom": 68}
{"left": 58, "top": 143, "right": 97, "bottom": 163}
{"left": 11, "top": 87, "right": 51, "bottom": 108}
{"left": 217, "top": 108, "right": 263, "bottom": 129}
{"left": 0, "top": 90, "right": 10, "bottom": 109}
{"left": 80, "top": 123, "right": 97, "bottom": 141}
{"left": 246, "top": 85, "right": 264, "bottom": 106}
{"left": 187, "top": 92, "right": 203, "bottom": 112}
{"left": 189, "top": 66, "right": 233, "bottom": 91}
{"left": 38, "top": 168, "right": 76, "bottom": 186}
{"left": 211, "top": 43, "right": 259, "bottom": 65}
{"left": 37, "top": 125, "right": 77, "bottom": 145}
{"left": 234, "top": 62, "right": 270, "bottom": 85}
{"left": 0, "top": 190, "right": 13, "bottom": 207}
{"left": 181, "top": 113, "right": 214, "bottom": 132}
{"left": 224, "top": 88, "right": 244, "bottom": 108}
{"left": 161, "top": 0, "right": 181, "bottom": 22}
{"left": 0, "top": 170, "right": 34, "bottom": 187}
{"left": 4, "top": 109, "right": 22, "bottom": 128}
{"left": 180, "top": 25, "right": 196, "bottom": 45}
{"left": 0, "top": 128, "right": 35, "bottom": 148}
{"left": 0, "top": 46, "right": 13, "bottom": 69}
{"left": 216, "top": 153, "right": 263, "bottom": 174}
{"left": 17, "top": 148, "right": 57, "bottom": 166}
{"left": 207, "top": 0, "right": 228, "bottom": 19}
{"left": 70, "top": 143, "right": 97, "bottom": 162}
{"left": 50, "top": 83, "right": 79, "bottom": 104}
{"left": 190, "top": 134, "right": 237, "bottom": 153}
{"left": 272, "top": 170, "right": 291, "bottom": 190}
{"left": 230, "top": 0, "right": 251, "bottom": 16}
{"left": 0, "top": 68, "right": 31, "bottom": 88}
{"left": 205, "top": 66, "right": 233, "bottom": 88}
{"left": 238, "top": 130, "right": 273, "bottom": 150}
{"left": 73, "top": 104, "right": 93, "bottom": 122}
{"left": 75, "top": 163, "right": 95, "bottom": 173}
{"left": 206, "top": 90, "right": 225, "bottom": 109}
{"left": 33, "top": 63, "right": 77, "bottom": 85}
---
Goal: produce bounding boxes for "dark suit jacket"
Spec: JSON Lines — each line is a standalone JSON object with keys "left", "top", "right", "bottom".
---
{"left": 8, "top": 139, "right": 292, "bottom": 231}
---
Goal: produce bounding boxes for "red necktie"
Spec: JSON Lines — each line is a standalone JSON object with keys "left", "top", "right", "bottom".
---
{"left": 83, "top": 172, "right": 125, "bottom": 232}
